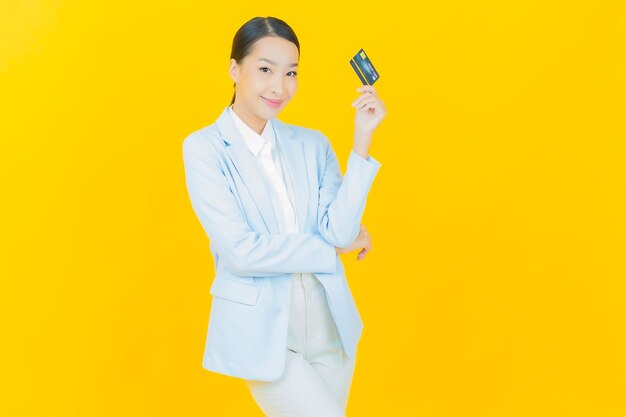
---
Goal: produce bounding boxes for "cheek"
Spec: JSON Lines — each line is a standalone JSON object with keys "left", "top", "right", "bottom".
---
{"left": 257, "top": 77, "right": 271, "bottom": 94}
{"left": 242, "top": 72, "right": 263, "bottom": 92}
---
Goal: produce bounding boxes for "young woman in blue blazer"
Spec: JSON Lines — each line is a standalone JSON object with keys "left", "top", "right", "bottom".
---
{"left": 182, "top": 16, "right": 386, "bottom": 417}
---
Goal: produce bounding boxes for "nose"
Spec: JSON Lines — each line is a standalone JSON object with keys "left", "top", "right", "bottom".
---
{"left": 270, "top": 75, "right": 284, "bottom": 98}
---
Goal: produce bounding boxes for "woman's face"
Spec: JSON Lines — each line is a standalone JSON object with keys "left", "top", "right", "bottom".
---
{"left": 229, "top": 36, "right": 299, "bottom": 132}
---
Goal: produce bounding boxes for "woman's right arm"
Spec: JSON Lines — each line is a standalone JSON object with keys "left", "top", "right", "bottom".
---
{"left": 183, "top": 133, "right": 338, "bottom": 278}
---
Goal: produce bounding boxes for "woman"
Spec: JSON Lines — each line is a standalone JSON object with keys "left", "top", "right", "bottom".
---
{"left": 182, "top": 16, "right": 386, "bottom": 417}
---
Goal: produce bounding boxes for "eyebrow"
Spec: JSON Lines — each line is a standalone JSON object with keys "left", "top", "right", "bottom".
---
{"left": 257, "top": 58, "right": 298, "bottom": 67}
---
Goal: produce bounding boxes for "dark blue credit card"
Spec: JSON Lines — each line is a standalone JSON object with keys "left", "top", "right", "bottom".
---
{"left": 350, "top": 48, "right": 380, "bottom": 85}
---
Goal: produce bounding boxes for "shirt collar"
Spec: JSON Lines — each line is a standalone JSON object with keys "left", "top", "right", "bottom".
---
{"left": 228, "top": 105, "right": 275, "bottom": 157}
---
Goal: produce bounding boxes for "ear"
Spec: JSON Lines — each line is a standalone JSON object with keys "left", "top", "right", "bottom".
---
{"left": 228, "top": 58, "right": 239, "bottom": 83}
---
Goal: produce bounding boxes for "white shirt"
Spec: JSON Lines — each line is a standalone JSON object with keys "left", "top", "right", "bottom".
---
{"left": 228, "top": 105, "right": 299, "bottom": 234}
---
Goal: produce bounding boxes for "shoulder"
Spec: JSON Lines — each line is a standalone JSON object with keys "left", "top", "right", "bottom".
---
{"left": 181, "top": 121, "right": 224, "bottom": 158}
{"left": 180, "top": 121, "right": 232, "bottom": 175}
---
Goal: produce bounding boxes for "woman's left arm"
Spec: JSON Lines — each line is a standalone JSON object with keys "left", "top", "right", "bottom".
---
{"left": 316, "top": 135, "right": 381, "bottom": 248}
{"left": 317, "top": 85, "right": 387, "bottom": 248}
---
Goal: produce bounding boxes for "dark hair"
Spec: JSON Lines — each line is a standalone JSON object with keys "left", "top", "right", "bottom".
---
{"left": 229, "top": 17, "right": 300, "bottom": 105}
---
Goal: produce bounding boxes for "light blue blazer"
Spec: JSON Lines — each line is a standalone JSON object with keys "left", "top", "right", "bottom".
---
{"left": 182, "top": 106, "right": 382, "bottom": 381}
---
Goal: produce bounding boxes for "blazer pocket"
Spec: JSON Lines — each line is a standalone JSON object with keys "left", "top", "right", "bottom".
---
{"left": 210, "top": 276, "right": 260, "bottom": 306}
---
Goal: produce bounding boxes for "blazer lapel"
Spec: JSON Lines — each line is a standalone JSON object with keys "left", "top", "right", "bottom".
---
{"left": 215, "top": 107, "right": 279, "bottom": 234}
{"left": 273, "top": 118, "right": 310, "bottom": 233}
{"left": 214, "top": 106, "right": 311, "bottom": 235}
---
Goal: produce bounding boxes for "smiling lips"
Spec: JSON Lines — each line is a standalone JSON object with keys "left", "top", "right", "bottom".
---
{"left": 262, "top": 96, "right": 283, "bottom": 108}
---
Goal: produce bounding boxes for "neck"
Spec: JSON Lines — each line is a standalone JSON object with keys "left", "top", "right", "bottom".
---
{"left": 231, "top": 101, "right": 267, "bottom": 135}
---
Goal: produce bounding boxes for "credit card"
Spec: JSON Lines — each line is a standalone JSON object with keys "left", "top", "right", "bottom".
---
{"left": 350, "top": 48, "right": 380, "bottom": 85}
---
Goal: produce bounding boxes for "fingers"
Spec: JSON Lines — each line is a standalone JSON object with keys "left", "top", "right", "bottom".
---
{"left": 357, "top": 237, "right": 372, "bottom": 261}
{"left": 356, "top": 85, "right": 377, "bottom": 95}
{"left": 351, "top": 95, "right": 378, "bottom": 111}
{"left": 351, "top": 89, "right": 382, "bottom": 111}
{"left": 363, "top": 239, "right": 372, "bottom": 253}
{"left": 356, "top": 225, "right": 372, "bottom": 261}
{"left": 360, "top": 102, "right": 377, "bottom": 112}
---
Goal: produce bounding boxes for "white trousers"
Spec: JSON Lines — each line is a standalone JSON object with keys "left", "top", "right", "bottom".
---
{"left": 244, "top": 273, "right": 357, "bottom": 417}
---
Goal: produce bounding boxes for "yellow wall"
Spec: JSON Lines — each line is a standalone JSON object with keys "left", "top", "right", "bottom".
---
{"left": 2, "top": 1, "right": 625, "bottom": 415}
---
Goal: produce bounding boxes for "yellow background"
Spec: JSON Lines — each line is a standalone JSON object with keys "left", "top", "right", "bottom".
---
{"left": 2, "top": 1, "right": 625, "bottom": 415}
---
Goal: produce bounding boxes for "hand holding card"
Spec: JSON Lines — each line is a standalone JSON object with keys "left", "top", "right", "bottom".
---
{"left": 350, "top": 48, "right": 380, "bottom": 85}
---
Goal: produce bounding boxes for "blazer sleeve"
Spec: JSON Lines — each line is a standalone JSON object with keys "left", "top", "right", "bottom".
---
{"left": 182, "top": 132, "right": 337, "bottom": 277}
{"left": 316, "top": 131, "right": 382, "bottom": 248}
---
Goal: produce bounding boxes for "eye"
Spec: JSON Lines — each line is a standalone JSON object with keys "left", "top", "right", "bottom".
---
{"left": 259, "top": 67, "right": 271, "bottom": 73}
{"left": 287, "top": 71, "right": 298, "bottom": 77}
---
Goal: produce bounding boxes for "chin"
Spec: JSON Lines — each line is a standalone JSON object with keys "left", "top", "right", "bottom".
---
{"left": 258, "top": 107, "right": 282, "bottom": 119}
{"left": 255, "top": 110, "right": 273, "bottom": 121}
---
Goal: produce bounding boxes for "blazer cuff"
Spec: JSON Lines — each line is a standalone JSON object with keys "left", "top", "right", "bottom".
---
{"left": 348, "top": 149, "right": 382, "bottom": 169}
{"left": 346, "top": 149, "right": 381, "bottom": 188}
{"left": 321, "top": 239, "right": 339, "bottom": 273}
